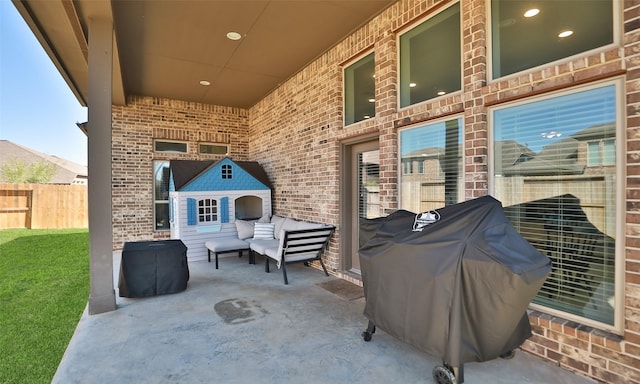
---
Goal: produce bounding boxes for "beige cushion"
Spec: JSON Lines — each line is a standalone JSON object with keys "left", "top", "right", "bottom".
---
{"left": 248, "top": 238, "right": 279, "bottom": 254}
{"left": 270, "top": 215, "right": 286, "bottom": 239}
{"left": 205, "top": 238, "right": 249, "bottom": 253}
{"left": 235, "top": 220, "right": 255, "bottom": 240}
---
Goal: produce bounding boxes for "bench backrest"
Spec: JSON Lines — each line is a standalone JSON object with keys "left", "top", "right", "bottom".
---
{"left": 281, "top": 226, "right": 335, "bottom": 262}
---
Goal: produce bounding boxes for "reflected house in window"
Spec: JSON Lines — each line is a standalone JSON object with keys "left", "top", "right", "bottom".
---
{"left": 168, "top": 158, "right": 272, "bottom": 261}
{"left": 496, "top": 122, "right": 615, "bottom": 177}
{"left": 400, "top": 145, "right": 461, "bottom": 212}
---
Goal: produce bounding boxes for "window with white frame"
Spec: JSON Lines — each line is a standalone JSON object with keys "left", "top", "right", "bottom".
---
{"left": 399, "top": 3, "right": 460, "bottom": 108}
{"left": 198, "top": 198, "right": 218, "bottom": 223}
{"left": 153, "top": 160, "right": 171, "bottom": 230}
{"left": 154, "top": 140, "right": 188, "bottom": 154}
{"left": 490, "top": 0, "right": 614, "bottom": 79}
{"left": 344, "top": 52, "right": 375, "bottom": 125}
{"left": 490, "top": 81, "right": 619, "bottom": 329}
{"left": 399, "top": 117, "right": 464, "bottom": 213}
{"left": 199, "top": 143, "right": 228, "bottom": 155}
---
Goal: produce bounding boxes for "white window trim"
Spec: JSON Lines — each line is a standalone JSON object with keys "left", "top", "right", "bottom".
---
{"left": 342, "top": 49, "right": 376, "bottom": 127}
{"left": 198, "top": 142, "right": 229, "bottom": 156}
{"left": 487, "top": 77, "right": 625, "bottom": 334}
{"left": 154, "top": 139, "right": 188, "bottom": 154}
{"left": 153, "top": 160, "right": 171, "bottom": 232}
{"left": 197, "top": 198, "right": 219, "bottom": 224}
{"left": 486, "top": 0, "right": 622, "bottom": 83}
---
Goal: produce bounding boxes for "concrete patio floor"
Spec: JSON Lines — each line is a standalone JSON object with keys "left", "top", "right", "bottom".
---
{"left": 53, "top": 252, "right": 597, "bottom": 384}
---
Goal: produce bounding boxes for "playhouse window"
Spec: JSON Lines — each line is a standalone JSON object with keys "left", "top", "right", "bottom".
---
{"left": 198, "top": 199, "right": 218, "bottom": 223}
{"left": 222, "top": 164, "right": 232, "bottom": 179}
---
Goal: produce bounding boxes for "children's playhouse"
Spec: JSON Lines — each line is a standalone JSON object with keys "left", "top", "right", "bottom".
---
{"left": 169, "top": 158, "right": 273, "bottom": 261}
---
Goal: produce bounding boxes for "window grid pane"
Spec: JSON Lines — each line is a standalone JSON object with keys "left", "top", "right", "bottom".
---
{"left": 198, "top": 199, "right": 218, "bottom": 223}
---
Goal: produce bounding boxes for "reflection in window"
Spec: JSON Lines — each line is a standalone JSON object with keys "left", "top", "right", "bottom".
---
{"left": 491, "top": 0, "right": 614, "bottom": 79}
{"left": 399, "top": 3, "right": 460, "bottom": 108}
{"left": 399, "top": 118, "right": 463, "bottom": 213}
{"left": 153, "top": 160, "right": 170, "bottom": 230}
{"left": 492, "top": 83, "right": 618, "bottom": 328}
{"left": 344, "top": 52, "right": 375, "bottom": 125}
{"left": 588, "top": 139, "right": 616, "bottom": 166}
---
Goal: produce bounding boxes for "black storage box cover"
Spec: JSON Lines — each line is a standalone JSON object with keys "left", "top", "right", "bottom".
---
{"left": 119, "top": 240, "right": 189, "bottom": 298}
{"left": 359, "top": 196, "right": 551, "bottom": 367}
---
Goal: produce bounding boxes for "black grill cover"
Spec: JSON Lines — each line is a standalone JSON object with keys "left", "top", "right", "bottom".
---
{"left": 359, "top": 196, "right": 551, "bottom": 367}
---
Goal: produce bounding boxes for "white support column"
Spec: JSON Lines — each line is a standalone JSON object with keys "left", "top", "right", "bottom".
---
{"left": 87, "top": 17, "right": 116, "bottom": 314}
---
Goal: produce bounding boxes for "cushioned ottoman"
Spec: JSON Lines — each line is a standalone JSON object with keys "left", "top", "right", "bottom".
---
{"left": 205, "top": 238, "right": 251, "bottom": 269}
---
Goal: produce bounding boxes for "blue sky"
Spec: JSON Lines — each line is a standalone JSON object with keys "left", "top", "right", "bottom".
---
{"left": 0, "top": 1, "right": 88, "bottom": 166}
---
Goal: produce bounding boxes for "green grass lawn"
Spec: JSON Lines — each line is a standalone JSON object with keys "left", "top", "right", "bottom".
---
{"left": 0, "top": 229, "right": 89, "bottom": 384}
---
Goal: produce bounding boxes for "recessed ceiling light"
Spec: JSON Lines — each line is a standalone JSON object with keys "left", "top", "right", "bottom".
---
{"left": 409, "top": 82, "right": 417, "bottom": 88}
{"left": 226, "top": 31, "right": 242, "bottom": 41}
{"left": 199, "top": 80, "right": 211, "bottom": 86}
{"left": 368, "top": 98, "right": 375, "bottom": 103}
{"left": 558, "top": 30, "right": 573, "bottom": 38}
{"left": 524, "top": 8, "right": 540, "bottom": 18}
{"left": 364, "top": 115, "right": 371, "bottom": 119}
{"left": 437, "top": 91, "right": 446, "bottom": 96}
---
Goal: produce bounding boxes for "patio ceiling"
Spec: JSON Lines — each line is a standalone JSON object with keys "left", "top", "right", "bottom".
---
{"left": 13, "top": 0, "right": 396, "bottom": 109}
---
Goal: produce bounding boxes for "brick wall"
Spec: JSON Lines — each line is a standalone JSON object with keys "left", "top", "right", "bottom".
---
{"left": 246, "top": 0, "right": 640, "bottom": 382}
{"left": 109, "top": 0, "right": 640, "bottom": 382}
{"left": 111, "top": 96, "right": 249, "bottom": 248}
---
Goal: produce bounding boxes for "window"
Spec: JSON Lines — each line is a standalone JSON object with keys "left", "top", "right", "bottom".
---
{"left": 153, "top": 161, "right": 171, "bottom": 230}
{"left": 490, "top": 82, "right": 619, "bottom": 329}
{"left": 199, "top": 143, "right": 228, "bottom": 155}
{"left": 344, "top": 52, "right": 375, "bottom": 125}
{"left": 399, "top": 117, "right": 463, "bottom": 213}
{"left": 588, "top": 139, "right": 616, "bottom": 166}
{"left": 403, "top": 161, "right": 412, "bottom": 175}
{"left": 154, "top": 140, "right": 187, "bottom": 153}
{"left": 491, "top": 0, "right": 614, "bottom": 79}
{"left": 198, "top": 199, "right": 217, "bottom": 223}
{"left": 399, "top": 3, "right": 460, "bottom": 108}
{"left": 222, "top": 164, "right": 232, "bottom": 179}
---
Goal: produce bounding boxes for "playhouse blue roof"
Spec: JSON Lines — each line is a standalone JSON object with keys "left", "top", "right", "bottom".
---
{"left": 169, "top": 158, "right": 273, "bottom": 192}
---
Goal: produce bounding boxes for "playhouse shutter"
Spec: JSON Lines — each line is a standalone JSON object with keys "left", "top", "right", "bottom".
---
{"left": 220, "top": 197, "right": 229, "bottom": 223}
{"left": 187, "top": 198, "right": 197, "bottom": 225}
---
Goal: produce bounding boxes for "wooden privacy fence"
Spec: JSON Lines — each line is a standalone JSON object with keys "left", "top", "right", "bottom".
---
{"left": 0, "top": 183, "right": 88, "bottom": 229}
